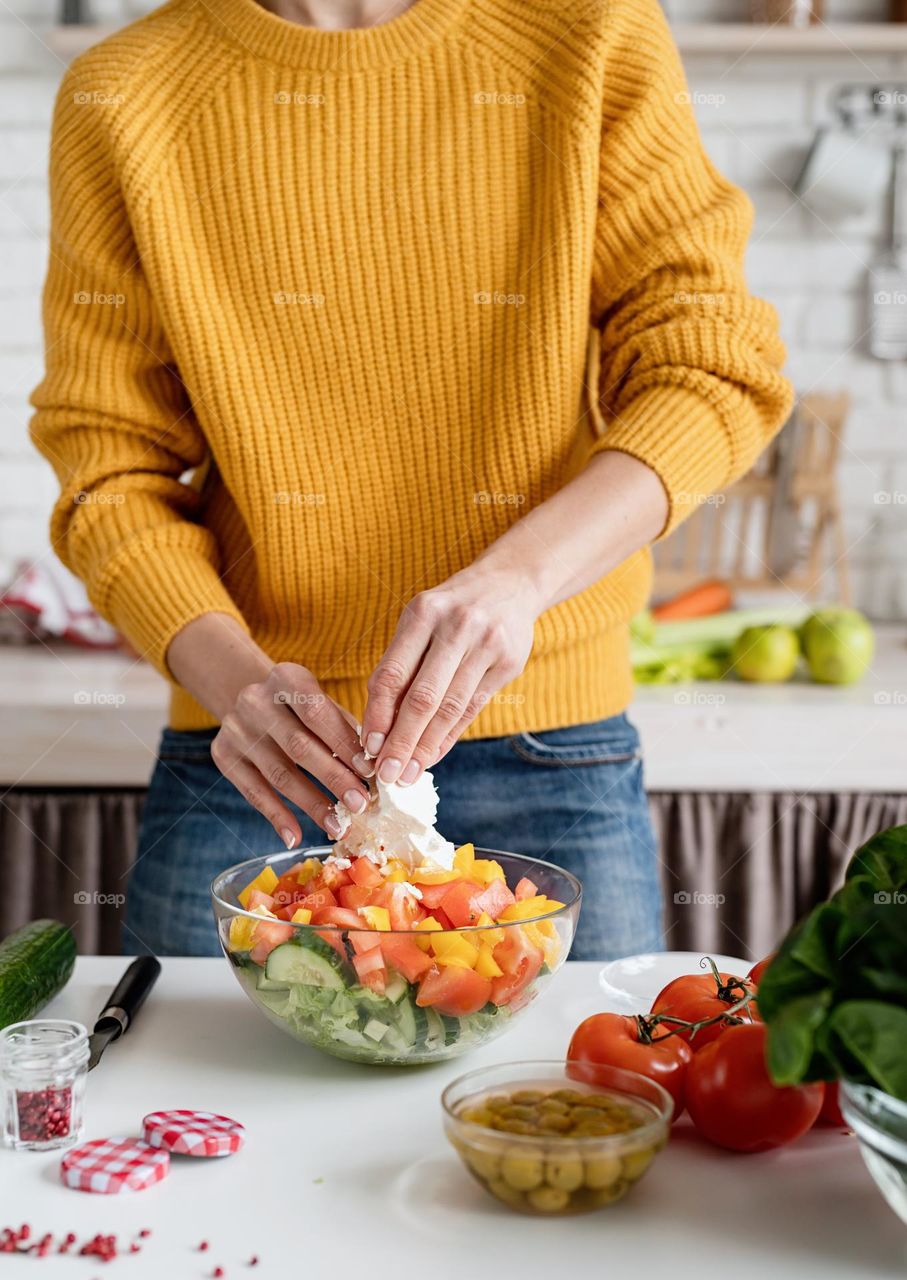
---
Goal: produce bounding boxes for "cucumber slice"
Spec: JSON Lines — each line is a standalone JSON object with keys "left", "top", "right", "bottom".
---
{"left": 392, "top": 998, "right": 417, "bottom": 1047}
{"left": 422, "top": 1008, "right": 445, "bottom": 1051}
{"left": 363, "top": 1018, "right": 390, "bottom": 1042}
{"left": 257, "top": 972, "right": 290, "bottom": 992}
{"left": 266, "top": 939, "right": 346, "bottom": 989}
{"left": 384, "top": 974, "right": 408, "bottom": 1004}
{"left": 440, "top": 1014, "right": 461, "bottom": 1047}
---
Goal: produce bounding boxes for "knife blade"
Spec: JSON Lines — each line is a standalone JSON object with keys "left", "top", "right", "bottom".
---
{"left": 88, "top": 956, "right": 161, "bottom": 1071}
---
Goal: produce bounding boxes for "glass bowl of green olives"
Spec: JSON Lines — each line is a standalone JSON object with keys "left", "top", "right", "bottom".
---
{"left": 441, "top": 1060, "right": 672, "bottom": 1215}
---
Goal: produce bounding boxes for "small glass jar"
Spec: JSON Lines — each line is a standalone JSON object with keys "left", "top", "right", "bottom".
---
{"left": 1, "top": 1020, "right": 89, "bottom": 1152}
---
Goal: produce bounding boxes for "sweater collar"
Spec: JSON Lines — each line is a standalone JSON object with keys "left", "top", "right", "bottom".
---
{"left": 204, "top": 0, "right": 469, "bottom": 72}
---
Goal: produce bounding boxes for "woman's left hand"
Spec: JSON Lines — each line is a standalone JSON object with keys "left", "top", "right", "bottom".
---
{"left": 361, "top": 564, "right": 539, "bottom": 786}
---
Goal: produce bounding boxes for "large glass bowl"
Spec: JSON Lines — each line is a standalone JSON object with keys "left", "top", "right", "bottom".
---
{"left": 840, "top": 1081, "right": 907, "bottom": 1225}
{"left": 211, "top": 848, "right": 581, "bottom": 1066}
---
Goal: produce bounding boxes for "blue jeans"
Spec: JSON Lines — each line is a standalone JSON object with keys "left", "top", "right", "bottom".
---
{"left": 124, "top": 713, "right": 663, "bottom": 961}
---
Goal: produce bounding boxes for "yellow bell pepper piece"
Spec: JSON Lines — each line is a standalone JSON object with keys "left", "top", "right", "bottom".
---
{"left": 238, "top": 865, "right": 279, "bottom": 908}
{"left": 295, "top": 858, "right": 322, "bottom": 885}
{"left": 413, "top": 916, "right": 443, "bottom": 950}
{"left": 411, "top": 867, "right": 460, "bottom": 885}
{"left": 499, "top": 897, "right": 566, "bottom": 923}
{"left": 453, "top": 842, "right": 475, "bottom": 876}
{"left": 383, "top": 859, "right": 408, "bottom": 883}
{"left": 360, "top": 905, "right": 391, "bottom": 931}
{"left": 431, "top": 932, "right": 479, "bottom": 967}
{"left": 229, "top": 903, "right": 275, "bottom": 951}
{"left": 471, "top": 858, "right": 505, "bottom": 884}
{"left": 475, "top": 943, "right": 504, "bottom": 978}
{"left": 474, "top": 912, "right": 505, "bottom": 947}
{"left": 290, "top": 907, "right": 312, "bottom": 925}
{"left": 435, "top": 954, "right": 476, "bottom": 970}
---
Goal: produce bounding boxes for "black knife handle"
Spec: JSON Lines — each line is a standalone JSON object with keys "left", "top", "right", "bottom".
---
{"left": 94, "top": 957, "right": 161, "bottom": 1039}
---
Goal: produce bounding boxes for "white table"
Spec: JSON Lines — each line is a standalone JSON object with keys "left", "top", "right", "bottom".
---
{"left": 1, "top": 958, "right": 904, "bottom": 1278}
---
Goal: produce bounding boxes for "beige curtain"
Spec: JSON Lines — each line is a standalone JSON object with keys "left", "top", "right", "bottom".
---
{"left": 1, "top": 790, "right": 905, "bottom": 957}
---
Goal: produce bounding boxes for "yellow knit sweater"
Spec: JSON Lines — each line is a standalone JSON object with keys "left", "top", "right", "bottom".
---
{"left": 31, "top": 0, "right": 791, "bottom": 736}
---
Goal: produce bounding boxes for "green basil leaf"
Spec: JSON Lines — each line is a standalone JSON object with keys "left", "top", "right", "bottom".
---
{"left": 824, "top": 1001, "right": 907, "bottom": 1102}
{"left": 845, "top": 825, "right": 907, "bottom": 894}
{"left": 765, "top": 991, "right": 832, "bottom": 1085}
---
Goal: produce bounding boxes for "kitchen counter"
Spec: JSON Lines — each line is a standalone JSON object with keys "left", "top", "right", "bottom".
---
{"left": 1, "top": 957, "right": 903, "bottom": 1278}
{"left": 1, "top": 626, "right": 905, "bottom": 791}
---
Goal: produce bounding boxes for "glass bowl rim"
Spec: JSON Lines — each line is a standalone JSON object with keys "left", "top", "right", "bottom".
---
{"left": 840, "top": 1080, "right": 907, "bottom": 1122}
{"left": 441, "top": 1058, "right": 673, "bottom": 1147}
{"left": 211, "top": 846, "right": 583, "bottom": 934}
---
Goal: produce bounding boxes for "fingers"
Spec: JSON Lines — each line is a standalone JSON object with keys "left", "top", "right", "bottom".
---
{"left": 210, "top": 749, "right": 303, "bottom": 849}
{"left": 361, "top": 598, "right": 434, "bottom": 759}
{"left": 213, "top": 730, "right": 348, "bottom": 841}
{"left": 433, "top": 669, "right": 509, "bottom": 762}
{"left": 376, "top": 643, "right": 488, "bottom": 785}
{"left": 267, "top": 664, "right": 362, "bottom": 769}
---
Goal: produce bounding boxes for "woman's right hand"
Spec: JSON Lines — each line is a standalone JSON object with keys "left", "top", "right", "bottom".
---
{"left": 167, "top": 614, "right": 371, "bottom": 848}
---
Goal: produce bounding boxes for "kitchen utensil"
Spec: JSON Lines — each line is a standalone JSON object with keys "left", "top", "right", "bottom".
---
{"left": 795, "top": 128, "right": 890, "bottom": 220}
{"left": 868, "top": 142, "right": 907, "bottom": 360}
{"left": 87, "top": 956, "right": 161, "bottom": 1071}
{"left": 211, "top": 848, "right": 581, "bottom": 1066}
{"left": 766, "top": 407, "right": 802, "bottom": 578}
{"left": 442, "top": 1060, "right": 672, "bottom": 1215}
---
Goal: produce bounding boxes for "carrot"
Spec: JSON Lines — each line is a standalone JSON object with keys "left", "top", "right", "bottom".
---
{"left": 652, "top": 580, "right": 733, "bottom": 623}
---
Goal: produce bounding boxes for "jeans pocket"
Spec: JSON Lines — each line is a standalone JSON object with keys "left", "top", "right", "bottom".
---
{"left": 156, "top": 726, "right": 219, "bottom": 764}
{"left": 509, "top": 713, "right": 641, "bottom": 768}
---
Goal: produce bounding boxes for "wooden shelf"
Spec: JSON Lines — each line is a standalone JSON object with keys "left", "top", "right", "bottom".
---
{"left": 43, "top": 19, "right": 907, "bottom": 63}
{"left": 673, "top": 21, "right": 907, "bottom": 54}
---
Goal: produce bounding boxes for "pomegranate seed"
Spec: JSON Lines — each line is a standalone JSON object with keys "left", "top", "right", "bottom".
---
{"left": 130, "top": 1243, "right": 141, "bottom": 1254}
{"left": 199, "top": 1240, "right": 210, "bottom": 1251}
{"left": 139, "top": 1229, "right": 151, "bottom": 1239}
{"left": 248, "top": 1257, "right": 260, "bottom": 1267}
{"left": 214, "top": 1268, "right": 224, "bottom": 1278}
{"left": 19, "top": 1225, "right": 31, "bottom": 1241}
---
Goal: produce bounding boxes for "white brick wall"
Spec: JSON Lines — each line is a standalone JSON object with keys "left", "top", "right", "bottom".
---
{"left": 0, "top": 0, "right": 905, "bottom": 616}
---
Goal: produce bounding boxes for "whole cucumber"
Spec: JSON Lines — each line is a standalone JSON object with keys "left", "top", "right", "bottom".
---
{"left": 0, "top": 920, "right": 77, "bottom": 1029}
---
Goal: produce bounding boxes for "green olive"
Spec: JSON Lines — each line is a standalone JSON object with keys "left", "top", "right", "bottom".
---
{"left": 538, "top": 1098, "right": 570, "bottom": 1115}
{"left": 551, "top": 1089, "right": 584, "bottom": 1104}
{"left": 500, "top": 1149, "right": 545, "bottom": 1191}
{"left": 583, "top": 1153, "right": 622, "bottom": 1189}
{"left": 497, "top": 1119, "right": 534, "bottom": 1135}
{"left": 464, "top": 1147, "right": 502, "bottom": 1181}
{"left": 461, "top": 1107, "right": 495, "bottom": 1126}
{"left": 621, "top": 1147, "right": 655, "bottom": 1181}
{"left": 538, "top": 1114, "right": 572, "bottom": 1133}
{"left": 487, "top": 1177, "right": 526, "bottom": 1209}
{"left": 544, "top": 1151, "right": 584, "bottom": 1192}
{"left": 586, "top": 1178, "right": 628, "bottom": 1207}
{"left": 511, "top": 1090, "right": 545, "bottom": 1105}
{"left": 500, "top": 1105, "right": 537, "bottom": 1122}
{"left": 527, "top": 1185, "right": 570, "bottom": 1213}
{"left": 485, "top": 1094, "right": 511, "bottom": 1112}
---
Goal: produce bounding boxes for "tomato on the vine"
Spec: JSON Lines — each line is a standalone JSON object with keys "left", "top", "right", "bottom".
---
{"left": 567, "top": 1012, "right": 693, "bottom": 1120}
{"left": 651, "top": 964, "right": 758, "bottom": 1050}
{"left": 817, "top": 1081, "right": 845, "bottom": 1127}
{"left": 747, "top": 954, "right": 774, "bottom": 986}
{"left": 685, "top": 1022, "right": 823, "bottom": 1153}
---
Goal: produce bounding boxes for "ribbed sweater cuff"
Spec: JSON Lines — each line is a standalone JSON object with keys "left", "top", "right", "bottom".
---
{"left": 590, "top": 384, "right": 733, "bottom": 537}
{"left": 103, "top": 548, "right": 249, "bottom": 678}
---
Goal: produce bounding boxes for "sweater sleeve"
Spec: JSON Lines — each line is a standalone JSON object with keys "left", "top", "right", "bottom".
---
{"left": 588, "top": 0, "right": 793, "bottom": 536}
{"left": 30, "top": 64, "right": 248, "bottom": 675}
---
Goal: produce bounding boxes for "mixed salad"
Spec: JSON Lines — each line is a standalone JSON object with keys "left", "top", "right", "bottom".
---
{"left": 225, "top": 842, "right": 567, "bottom": 1063}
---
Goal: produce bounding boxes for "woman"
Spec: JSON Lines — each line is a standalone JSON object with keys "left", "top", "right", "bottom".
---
{"left": 31, "top": 0, "right": 790, "bottom": 960}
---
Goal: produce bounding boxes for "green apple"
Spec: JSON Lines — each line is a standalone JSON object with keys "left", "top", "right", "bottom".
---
{"left": 731, "top": 624, "right": 800, "bottom": 682}
{"left": 800, "top": 607, "right": 875, "bottom": 684}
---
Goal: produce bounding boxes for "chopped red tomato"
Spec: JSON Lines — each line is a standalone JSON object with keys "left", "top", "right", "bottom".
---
{"left": 416, "top": 965, "right": 492, "bottom": 1016}
{"left": 245, "top": 889, "right": 275, "bottom": 912}
{"left": 249, "top": 919, "right": 293, "bottom": 965}
{"left": 439, "top": 880, "right": 484, "bottom": 928}
{"left": 474, "top": 879, "right": 515, "bottom": 919}
{"left": 491, "top": 928, "right": 544, "bottom": 1006}
{"left": 298, "top": 887, "right": 337, "bottom": 916}
{"left": 320, "top": 862, "right": 352, "bottom": 890}
{"left": 338, "top": 884, "right": 374, "bottom": 911}
{"left": 375, "top": 884, "right": 424, "bottom": 931}
{"left": 349, "top": 929, "right": 383, "bottom": 956}
{"left": 418, "top": 882, "right": 457, "bottom": 910}
{"left": 381, "top": 935, "right": 434, "bottom": 982}
{"left": 348, "top": 857, "right": 384, "bottom": 889}
{"left": 310, "top": 905, "right": 365, "bottom": 929}
{"left": 271, "top": 872, "right": 308, "bottom": 909}
{"left": 352, "top": 947, "right": 387, "bottom": 994}
{"left": 514, "top": 877, "right": 538, "bottom": 901}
